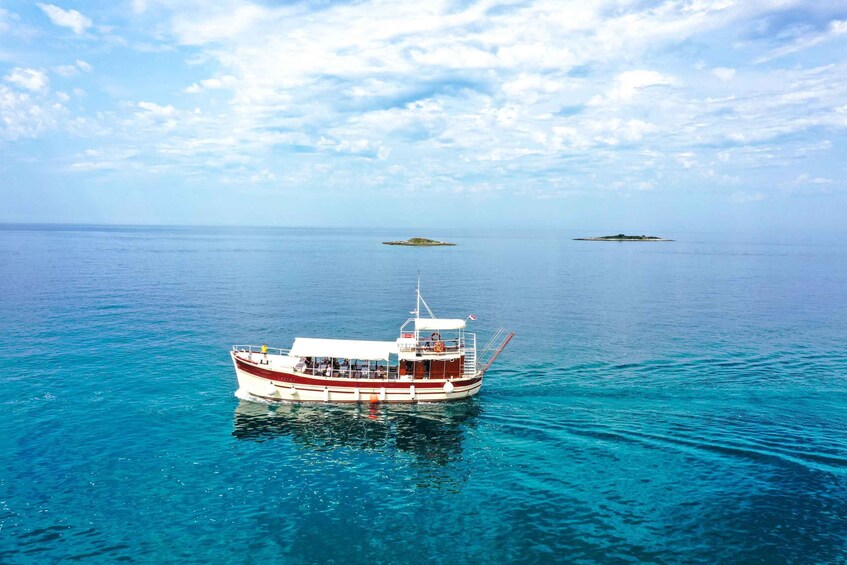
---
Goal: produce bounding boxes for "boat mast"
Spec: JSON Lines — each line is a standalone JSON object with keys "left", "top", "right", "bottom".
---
{"left": 415, "top": 273, "right": 421, "bottom": 321}
{"left": 416, "top": 274, "right": 435, "bottom": 319}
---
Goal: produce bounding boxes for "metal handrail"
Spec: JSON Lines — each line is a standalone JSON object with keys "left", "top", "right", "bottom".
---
{"left": 414, "top": 339, "right": 463, "bottom": 354}
{"left": 478, "top": 328, "right": 514, "bottom": 373}
{"left": 463, "top": 333, "right": 477, "bottom": 377}
{"left": 479, "top": 328, "right": 506, "bottom": 360}
{"left": 301, "top": 366, "right": 400, "bottom": 379}
{"left": 232, "top": 345, "right": 291, "bottom": 356}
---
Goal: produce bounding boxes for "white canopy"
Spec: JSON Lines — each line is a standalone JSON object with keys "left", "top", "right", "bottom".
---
{"left": 290, "top": 338, "right": 397, "bottom": 361}
{"left": 414, "top": 318, "right": 466, "bottom": 331}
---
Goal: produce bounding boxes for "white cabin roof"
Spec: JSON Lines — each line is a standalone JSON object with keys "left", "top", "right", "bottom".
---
{"left": 414, "top": 318, "right": 466, "bottom": 331}
{"left": 289, "top": 338, "right": 397, "bottom": 361}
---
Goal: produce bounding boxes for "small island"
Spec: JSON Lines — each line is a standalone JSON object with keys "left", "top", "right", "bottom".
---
{"left": 574, "top": 234, "right": 673, "bottom": 242}
{"left": 382, "top": 237, "right": 456, "bottom": 247}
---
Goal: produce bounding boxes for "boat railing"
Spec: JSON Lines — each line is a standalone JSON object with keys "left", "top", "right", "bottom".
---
{"left": 463, "top": 332, "right": 477, "bottom": 377}
{"left": 232, "top": 345, "right": 292, "bottom": 357}
{"left": 300, "top": 364, "right": 459, "bottom": 380}
{"left": 397, "top": 337, "right": 464, "bottom": 353}
{"left": 233, "top": 342, "right": 474, "bottom": 380}
{"left": 417, "top": 338, "right": 462, "bottom": 353}
{"left": 301, "top": 366, "right": 401, "bottom": 379}
{"left": 477, "top": 327, "right": 515, "bottom": 373}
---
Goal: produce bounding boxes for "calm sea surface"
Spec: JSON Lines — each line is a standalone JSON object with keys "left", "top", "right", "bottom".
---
{"left": 1, "top": 225, "right": 846, "bottom": 563}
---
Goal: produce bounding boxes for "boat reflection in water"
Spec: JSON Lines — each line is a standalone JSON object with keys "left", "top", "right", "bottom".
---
{"left": 232, "top": 395, "right": 482, "bottom": 471}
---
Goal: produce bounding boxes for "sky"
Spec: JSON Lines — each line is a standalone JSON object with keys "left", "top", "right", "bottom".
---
{"left": 1, "top": 0, "right": 846, "bottom": 231}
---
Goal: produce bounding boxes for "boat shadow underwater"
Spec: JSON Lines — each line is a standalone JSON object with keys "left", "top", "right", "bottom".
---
{"left": 232, "top": 397, "right": 483, "bottom": 468}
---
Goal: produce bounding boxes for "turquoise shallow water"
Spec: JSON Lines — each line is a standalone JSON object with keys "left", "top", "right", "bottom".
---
{"left": 1, "top": 225, "right": 846, "bottom": 563}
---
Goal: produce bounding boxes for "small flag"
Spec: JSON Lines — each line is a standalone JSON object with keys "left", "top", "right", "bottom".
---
{"left": 468, "top": 314, "right": 477, "bottom": 320}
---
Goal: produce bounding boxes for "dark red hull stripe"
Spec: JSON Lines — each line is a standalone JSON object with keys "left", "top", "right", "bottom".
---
{"left": 234, "top": 356, "right": 482, "bottom": 389}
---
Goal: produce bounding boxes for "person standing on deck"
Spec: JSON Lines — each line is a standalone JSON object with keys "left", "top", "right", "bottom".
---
{"left": 261, "top": 343, "right": 268, "bottom": 361}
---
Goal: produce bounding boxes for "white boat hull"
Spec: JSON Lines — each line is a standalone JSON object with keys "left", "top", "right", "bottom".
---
{"left": 233, "top": 355, "right": 483, "bottom": 404}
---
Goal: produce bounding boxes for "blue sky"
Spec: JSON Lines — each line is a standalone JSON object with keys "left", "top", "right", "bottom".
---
{"left": 1, "top": 0, "right": 846, "bottom": 231}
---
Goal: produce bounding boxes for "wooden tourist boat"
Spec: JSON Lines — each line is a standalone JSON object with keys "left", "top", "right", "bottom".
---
{"left": 231, "top": 284, "right": 514, "bottom": 404}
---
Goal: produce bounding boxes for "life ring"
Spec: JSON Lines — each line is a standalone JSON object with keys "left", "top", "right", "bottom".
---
{"left": 433, "top": 340, "right": 445, "bottom": 353}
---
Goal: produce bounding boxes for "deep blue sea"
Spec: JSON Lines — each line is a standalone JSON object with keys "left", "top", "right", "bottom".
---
{"left": 1, "top": 225, "right": 846, "bottom": 564}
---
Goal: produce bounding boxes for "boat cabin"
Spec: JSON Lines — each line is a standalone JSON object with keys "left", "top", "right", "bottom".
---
{"left": 396, "top": 316, "right": 469, "bottom": 379}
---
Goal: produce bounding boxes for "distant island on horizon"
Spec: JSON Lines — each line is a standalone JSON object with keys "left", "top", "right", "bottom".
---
{"left": 574, "top": 234, "right": 674, "bottom": 242}
{"left": 383, "top": 237, "right": 456, "bottom": 246}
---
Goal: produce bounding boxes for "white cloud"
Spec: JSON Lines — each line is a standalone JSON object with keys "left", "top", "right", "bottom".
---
{"left": 183, "top": 75, "right": 238, "bottom": 93}
{"left": 56, "top": 60, "right": 92, "bottom": 76}
{"left": 675, "top": 152, "right": 697, "bottom": 169}
{"left": 0, "top": 84, "right": 63, "bottom": 140}
{"left": 496, "top": 42, "right": 576, "bottom": 71}
{"left": 756, "top": 18, "right": 847, "bottom": 63}
{"left": 137, "top": 101, "right": 176, "bottom": 117}
{"left": 410, "top": 45, "right": 498, "bottom": 69}
{"left": 334, "top": 138, "right": 391, "bottom": 160}
{"left": 785, "top": 173, "right": 838, "bottom": 195}
{"left": 69, "top": 148, "right": 139, "bottom": 172}
{"left": 155, "top": 0, "right": 784, "bottom": 183}
{"left": 13, "top": 0, "right": 843, "bottom": 201}
{"left": 595, "top": 70, "right": 675, "bottom": 104}
{"left": 249, "top": 169, "right": 275, "bottom": 183}
{"left": 37, "top": 3, "right": 92, "bottom": 35}
{"left": 731, "top": 191, "right": 765, "bottom": 203}
{"left": 593, "top": 119, "right": 658, "bottom": 145}
{"left": 55, "top": 65, "right": 78, "bottom": 77}
{"left": 171, "top": 4, "right": 271, "bottom": 45}
{"left": 502, "top": 73, "right": 562, "bottom": 103}
{"left": 4, "top": 68, "right": 49, "bottom": 92}
{"left": 793, "top": 173, "right": 833, "bottom": 185}
{"left": 712, "top": 67, "right": 735, "bottom": 81}
{"left": 0, "top": 8, "right": 11, "bottom": 34}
